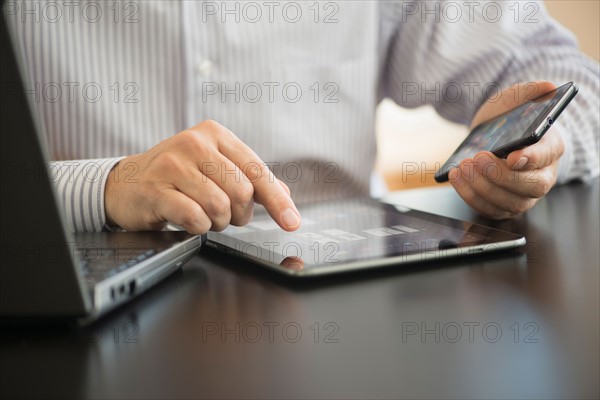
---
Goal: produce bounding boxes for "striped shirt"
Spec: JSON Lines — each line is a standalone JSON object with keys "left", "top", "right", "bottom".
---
{"left": 5, "top": 0, "right": 599, "bottom": 232}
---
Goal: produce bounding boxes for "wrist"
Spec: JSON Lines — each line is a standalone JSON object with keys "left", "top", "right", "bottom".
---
{"left": 103, "top": 158, "right": 127, "bottom": 230}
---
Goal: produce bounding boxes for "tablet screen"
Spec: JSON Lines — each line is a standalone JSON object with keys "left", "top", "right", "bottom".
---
{"left": 207, "top": 198, "right": 524, "bottom": 276}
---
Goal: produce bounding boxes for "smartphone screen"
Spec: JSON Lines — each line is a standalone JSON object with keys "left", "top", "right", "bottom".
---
{"left": 435, "top": 82, "right": 577, "bottom": 182}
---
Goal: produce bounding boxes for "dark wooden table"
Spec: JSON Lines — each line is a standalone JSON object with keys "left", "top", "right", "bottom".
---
{"left": 1, "top": 179, "right": 598, "bottom": 399}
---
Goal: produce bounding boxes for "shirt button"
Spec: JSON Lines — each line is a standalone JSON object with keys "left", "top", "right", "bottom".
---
{"left": 196, "top": 59, "right": 214, "bottom": 76}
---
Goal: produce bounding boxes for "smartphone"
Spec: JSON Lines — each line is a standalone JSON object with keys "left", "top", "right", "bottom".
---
{"left": 435, "top": 82, "right": 578, "bottom": 183}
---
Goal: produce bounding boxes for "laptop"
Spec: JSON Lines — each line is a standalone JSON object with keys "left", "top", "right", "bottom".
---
{"left": 0, "top": 9, "right": 203, "bottom": 323}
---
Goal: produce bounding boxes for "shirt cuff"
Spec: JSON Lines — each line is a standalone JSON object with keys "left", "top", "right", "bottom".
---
{"left": 52, "top": 157, "right": 125, "bottom": 233}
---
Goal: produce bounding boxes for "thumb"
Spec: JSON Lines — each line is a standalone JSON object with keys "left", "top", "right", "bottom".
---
{"left": 507, "top": 128, "right": 565, "bottom": 170}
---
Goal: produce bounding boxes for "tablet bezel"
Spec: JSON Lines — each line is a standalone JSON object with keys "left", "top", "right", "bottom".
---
{"left": 206, "top": 198, "right": 526, "bottom": 277}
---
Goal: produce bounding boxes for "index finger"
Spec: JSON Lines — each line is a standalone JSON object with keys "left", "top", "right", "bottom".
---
{"left": 214, "top": 127, "right": 301, "bottom": 231}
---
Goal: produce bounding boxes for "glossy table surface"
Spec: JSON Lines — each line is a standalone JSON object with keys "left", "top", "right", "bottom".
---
{"left": 1, "top": 179, "right": 598, "bottom": 399}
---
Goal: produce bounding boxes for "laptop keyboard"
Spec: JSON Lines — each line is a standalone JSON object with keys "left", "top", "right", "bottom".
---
{"left": 76, "top": 248, "right": 156, "bottom": 285}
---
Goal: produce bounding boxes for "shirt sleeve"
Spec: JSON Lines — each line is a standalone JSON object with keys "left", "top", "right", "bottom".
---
{"left": 379, "top": 0, "right": 600, "bottom": 184}
{"left": 50, "top": 157, "right": 124, "bottom": 233}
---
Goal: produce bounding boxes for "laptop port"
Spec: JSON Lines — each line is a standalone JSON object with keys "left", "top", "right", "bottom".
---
{"left": 128, "top": 281, "right": 136, "bottom": 295}
{"left": 110, "top": 287, "right": 116, "bottom": 300}
{"left": 119, "top": 284, "right": 125, "bottom": 295}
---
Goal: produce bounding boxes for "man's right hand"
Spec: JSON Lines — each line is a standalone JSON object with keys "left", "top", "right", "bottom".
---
{"left": 104, "top": 120, "right": 301, "bottom": 234}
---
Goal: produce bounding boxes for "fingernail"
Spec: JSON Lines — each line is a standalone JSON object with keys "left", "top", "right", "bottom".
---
{"left": 475, "top": 154, "right": 493, "bottom": 172}
{"left": 513, "top": 157, "right": 528, "bottom": 170}
{"left": 282, "top": 208, "right": 301, "bottom": 229}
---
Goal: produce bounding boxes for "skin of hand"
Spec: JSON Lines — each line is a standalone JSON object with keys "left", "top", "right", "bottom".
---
{"left": 104, "top": 120, "right": 301, "bottom": 234}
{"left": 449, "top": 81, "right": 565, "bottom": 219}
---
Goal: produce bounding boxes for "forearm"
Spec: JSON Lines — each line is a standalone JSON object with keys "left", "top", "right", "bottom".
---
{"left": 489, "top": 20, "right": 599, "bottom": 184}
{"left": 381, "top": 1, "right": 599, "bottom": 182}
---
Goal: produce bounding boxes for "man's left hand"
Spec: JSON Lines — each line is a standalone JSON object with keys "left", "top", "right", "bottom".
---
{"left": 449, "top": 81, "right": 564, "bottom": 219}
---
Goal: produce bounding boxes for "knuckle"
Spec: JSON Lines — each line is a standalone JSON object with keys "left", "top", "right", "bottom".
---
{"left": 213, "top": 195, "right": 231, "bottom": 217}
{"left": 508, "top": 201, "right": 529, "bottom": 216}
{"left": 279, "top": 179, "right": 289, "bottom": 189}
{"left": 183, "top": 211, "right": 212, "bottom": 234}
{"left": 231, "top": 203, "right": 255, "bottom": 227}
{"left": 243, "top": 162, "right": 267, "bottom": 183}
{"left": 177, "top": 129, "right": 201, "bottom": 146}
{"left": 180, "top": 207, "right": 201, "bottom": 229}
{"left": 211, "top": 224, "right": 227, "bottom": 233}
{"left": 190, "top": 140, "right": 212, "bottom": 161}
{"left": 179, "top": 130, "right": 211, "bottom": 155}
{"left": 143, "top": 209, "right": 161, "bottom": 228}
{"left": 201, "top": 119, "right": 230, "bottom": 138}
{"left": 201, "top": 119, "right": 223, "bottom": 131}
{"left": 514, "top": 204, "right": 528, "bottom": 216}
{"left": 200, "top": 119, "right": 237, "bottom": 146}
{"left": 234, "top": 182, "right": 255, "bottom": 204}
{"left": 530, "top": 177, "right": 551, "bottom": 198}
{"left": 179, "top": 129, "right": 195, "bottom": 140}
{"left": 541, "top": 180, "right": 552, "bottom": 195}
{"left": 528, "top": 158, "right": 541, "bottom": 170}
{"left": 154, "top": 151, "right": 182, "bottom": 173}
{"left": 206, "top": 193, "right": 231, "bottom": 231}
{"left": 265, "top": 190, "right": 290, "bottom": 210}
{"left": 188, "top": 225, "right": 209, "bottom": 235}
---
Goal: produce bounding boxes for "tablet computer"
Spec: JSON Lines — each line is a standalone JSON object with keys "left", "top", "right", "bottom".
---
{"left": 206, "top": 198, "right": 525, "bottom": 277}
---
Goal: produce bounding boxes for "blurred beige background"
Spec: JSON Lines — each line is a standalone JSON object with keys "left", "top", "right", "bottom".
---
{"left": 376, "top": 0, "right": 600, "bottom": 190}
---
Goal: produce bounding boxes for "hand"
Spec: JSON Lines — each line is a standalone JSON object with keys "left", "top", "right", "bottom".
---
{"left": 449, "top": 81, "right": 564, "bottom": 219}
{"left": 104, "top": 120, "right": 301, "bottom": 234}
